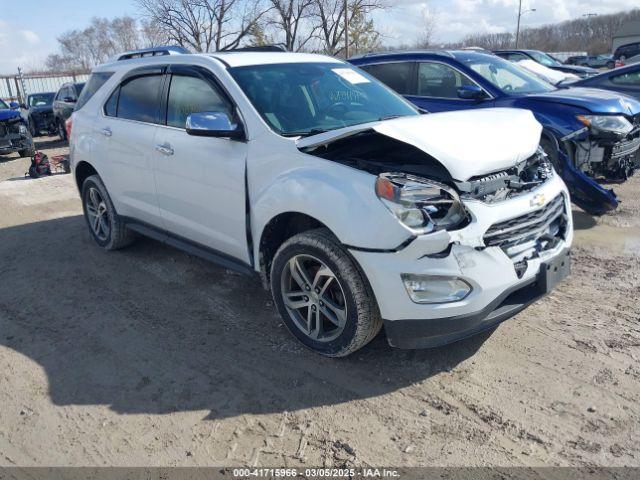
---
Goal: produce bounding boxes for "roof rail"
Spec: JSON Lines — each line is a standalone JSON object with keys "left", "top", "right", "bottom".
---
{"left": 349, "top": 49, "right": 455, "bottom": 60}
{"left": 115, "top": 46, "right": 191, "bottom": 61}
{"left": 221, "top": 45, "right": 288, "bottom": 53}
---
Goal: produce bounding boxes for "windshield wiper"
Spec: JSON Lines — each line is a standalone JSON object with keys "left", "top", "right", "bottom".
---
{"left": 283, "top": 127, "right": 336, "bottom": 138}
{"left": 378, "top": 114, "right": 403, "bottom": 121}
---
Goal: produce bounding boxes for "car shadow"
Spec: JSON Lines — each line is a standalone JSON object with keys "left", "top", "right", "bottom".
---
{"left": 0, "top": 153, "right": 19, "bottom": 163}
{"left": 34, "top": 136, "right": 67, "bottom": 150}
{"left": 0, "top": 216, "right": 491, "bottom": 420}
{"left": 571, "top": 209, "right": 598, "bottom": 231}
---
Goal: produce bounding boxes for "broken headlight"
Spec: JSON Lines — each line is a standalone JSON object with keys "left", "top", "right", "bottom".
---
{"left": 577, "top": 115, "right": 633, "bottom": 136}
{"left": 375, "top": 172, "right": 467, "bottom": 234}
{"left": 18, "top": 124, "right": 28, "bottom": 135}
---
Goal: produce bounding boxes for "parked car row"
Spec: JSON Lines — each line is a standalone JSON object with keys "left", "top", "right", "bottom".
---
{"left": 0, "top": 98, "right": 34, "bottom": 158}
{"left": 1, "top": 80, "right": 85, "bottom": 147}
{"left": 493, "top": 49, "right": 601, "bottom": 77}
{"left": 351, "top": 49, "right": 640, "bottom": 215}
{"left": 566, "top": 54, "right": 615, "bottom": 69}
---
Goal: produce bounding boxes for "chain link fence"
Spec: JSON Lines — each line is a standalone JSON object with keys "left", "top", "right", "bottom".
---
{"left": 1, "top": 70, "right": 90, "bottom": 103}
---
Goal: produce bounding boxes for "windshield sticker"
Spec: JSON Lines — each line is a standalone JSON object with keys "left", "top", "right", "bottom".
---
{"left": 332, "top": 68, "right": 370, "bottom": 84}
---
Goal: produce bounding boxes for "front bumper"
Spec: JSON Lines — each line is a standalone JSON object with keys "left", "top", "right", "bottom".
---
{"left": 349, "top": 174, "right": 573, "bottom": 349}
{"left": 0, "top": 134, "right": 32, "bottom": 154}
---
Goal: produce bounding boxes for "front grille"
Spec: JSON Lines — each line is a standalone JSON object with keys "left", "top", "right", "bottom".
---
{"left": 612, "top": 135, "right": 640, "bottom": 159}
{"left": 483, "top": 194, "right": 567, "bottom": 255}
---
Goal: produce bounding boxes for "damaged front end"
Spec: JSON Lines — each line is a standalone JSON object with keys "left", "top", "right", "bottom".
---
{"left": 0, "top": 115, "right": 33, "bottom": 156}
{"left": 568, "top": 113, "right": 640, "bottom": 181}
{"left": 456, "top": 148, "right": 554, "bottom": 203}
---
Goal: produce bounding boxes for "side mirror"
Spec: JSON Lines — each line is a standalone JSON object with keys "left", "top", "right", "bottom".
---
{"left": 457, "top": 85, "right": 486, "bottom": 100}
{"left": 20, "top": 103, "right": 27, "bottom": 109}
{"left": 64, "top": 96, "right": 76, "bottom": 103}
{"left": 186, "top": 112, "right": 245, "bottom": 140}
{"left": 9, "top": 101, "right": 20, "bottom": 110}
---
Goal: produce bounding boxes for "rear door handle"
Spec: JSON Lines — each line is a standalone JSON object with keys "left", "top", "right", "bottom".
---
{"left": 155, "top": 143, "right": 174, "bottom": 156}
{"left": 101, "top": 127, "right": 112, "bottom": 137}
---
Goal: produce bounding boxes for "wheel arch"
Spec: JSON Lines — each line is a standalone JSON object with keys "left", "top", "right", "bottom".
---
{"left": 74, "top": 160, "right": 99, "bottom": 193}
{"left": 257, "top": 211, "right": 336, "bottom": 289}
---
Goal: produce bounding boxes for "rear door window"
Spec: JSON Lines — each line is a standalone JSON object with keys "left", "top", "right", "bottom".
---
{"left": 359, "top": 62, "right": 413, "bottom": 94}
{"left": 76, "top": 74, "right": 112, "bottom": 110}
{"left": 116, "top": 74, "right": 163, "bottom": 123}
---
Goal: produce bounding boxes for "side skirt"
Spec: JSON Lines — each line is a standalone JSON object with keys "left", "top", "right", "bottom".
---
{"left": 121, "top": 217, "right": 256, "bottom": 277}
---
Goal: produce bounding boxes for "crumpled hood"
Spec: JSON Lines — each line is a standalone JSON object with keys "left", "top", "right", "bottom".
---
{"left": 0, "top": 109, "right": 20, "bottom": 122}
{"left": 526, "top": 87, "right": 640, "bottom": 115}
{"left": 297, "top": 108, "right": 542, "bottom": 181}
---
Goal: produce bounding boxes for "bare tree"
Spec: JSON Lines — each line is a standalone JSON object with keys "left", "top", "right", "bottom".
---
{"left": 415, "top": 6, "right": 437, "bottom": 48}
{"left": 136, "top": 0, "right": 270, "bottom": 52}
{"left": 311, "top": 0, "right": 383, "bottom": 56}
{"left": 348, "top": 5, "right": 381, "bottom": 54}
{"left": 454, "top": 8, "right": 640, "bottom": 54}
{"left": 45, "top": 16, "right": 146, "bottom": 70}
{"left": 267, "top": 0, "right": 317, "bottom": 51}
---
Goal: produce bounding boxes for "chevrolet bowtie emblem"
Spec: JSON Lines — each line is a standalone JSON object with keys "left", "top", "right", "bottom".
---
{"left": 530, "top": 193, "right": 546, "bottom": 208}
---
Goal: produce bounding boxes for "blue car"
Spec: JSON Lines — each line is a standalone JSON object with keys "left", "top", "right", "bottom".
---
{"left": 569, "top": 63, "right": 640, "bottom": 102}
{"left": 350, "top": 50, "right": 640, "bottom": 215}
{"left": 0, "top": 99, "right": 35, "bottom": 158}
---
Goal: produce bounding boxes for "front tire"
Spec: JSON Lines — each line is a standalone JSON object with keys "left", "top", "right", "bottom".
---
{"left": 81, "top": 174, "right": 134, "bottom": 250}
{"left": 270, "top": 229, "right": 382, "bottom": 357}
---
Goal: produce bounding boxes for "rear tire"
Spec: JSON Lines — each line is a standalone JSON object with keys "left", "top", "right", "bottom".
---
{"left": 270, "top": 228, "right": 382, "bottom": 357}
{"left": 58, "top": 118, "right": 67, "bottom": 141}
{"left": 18, "top": 147, "right": 35, "bottom": 158}
{"left": 81, "top": 174, "right": 135, "bottom": 250}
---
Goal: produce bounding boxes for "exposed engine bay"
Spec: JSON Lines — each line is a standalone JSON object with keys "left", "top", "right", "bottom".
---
{"left": 456, "top": 149, "right": 553, "bottom": 203}
{"left": 301, "top": 129, "right": 553, "bottom": 203}
{"left": 566, "top": 115, "right": 640, "bottom": 181}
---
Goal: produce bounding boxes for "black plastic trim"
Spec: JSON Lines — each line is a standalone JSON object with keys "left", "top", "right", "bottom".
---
{"left": 384, "top": 276, "right": 544, "bottom": 349}
{"left": 121, "top": 217, "right": 255, "bottom": 277}
{"left": 345, "top": 236, "right": 416, "bottom": 253}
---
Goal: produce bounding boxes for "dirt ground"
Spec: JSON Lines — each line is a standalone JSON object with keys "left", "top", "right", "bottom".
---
{"left": 0, "top": 136, "right": 638, "bottom": 468}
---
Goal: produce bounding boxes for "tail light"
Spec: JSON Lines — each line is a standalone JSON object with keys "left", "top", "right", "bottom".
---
{"left": 65, "top": 115, "right": 73, "bottom": 140}
{"left": 615, "top": 60, "right": 625, "bottom": 68}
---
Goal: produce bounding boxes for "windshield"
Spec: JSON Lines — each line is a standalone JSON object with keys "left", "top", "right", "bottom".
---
{"left": 28, "top": 93, "right": 54, "bottom": 107}
{"left": 229, "top": 62, "right": 418, "bottom": 136}
{"left": 529, "top": 51, "right": 561, "bottom": 67}
{"left": 0, "top": 99, "right": 8, "bottom": 109}
{"left": 463, "top": 55, "right": 555, "bottom": 94}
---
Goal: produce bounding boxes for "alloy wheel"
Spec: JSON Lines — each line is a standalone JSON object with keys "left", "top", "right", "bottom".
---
{"left": 280, "top": 254, "right": 347, "bottom": 342}
{"left": 85, "top": 187, "right": 111, "bottom": 241}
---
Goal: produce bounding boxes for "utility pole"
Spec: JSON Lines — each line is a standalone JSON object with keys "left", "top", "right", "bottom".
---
{"left": 344, "top": 0, "right": 349, "bottom": 58}
{"left": 515, "top": 0, "right": 536, "bottom": 48}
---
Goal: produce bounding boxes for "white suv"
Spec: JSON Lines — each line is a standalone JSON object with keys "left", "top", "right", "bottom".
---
{"left": 70, "top": 46, "right": 573, "bottom": 356}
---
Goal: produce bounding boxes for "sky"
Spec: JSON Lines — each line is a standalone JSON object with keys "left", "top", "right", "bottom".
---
{"left": 0, "top": 0, "right": 635, "bottom": 74}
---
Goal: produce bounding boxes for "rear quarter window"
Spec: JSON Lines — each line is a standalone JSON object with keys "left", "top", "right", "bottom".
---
{"left": 76, "top": 73, "right": 113, "bottom": 110}
{"left": 360, "top": 62, "right": 413, "bottom": 95}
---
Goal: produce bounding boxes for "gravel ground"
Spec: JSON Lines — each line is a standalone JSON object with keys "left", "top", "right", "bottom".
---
{"left": 0, "top": 137, "right": 638, "bottom": 467}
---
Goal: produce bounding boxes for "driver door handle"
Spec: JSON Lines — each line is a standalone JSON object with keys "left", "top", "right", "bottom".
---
{"left": 101, "top": 127, "right": 112, "bottom": 137}
{"left": 155, "top": 143, "right": 174, "bottom": 156}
